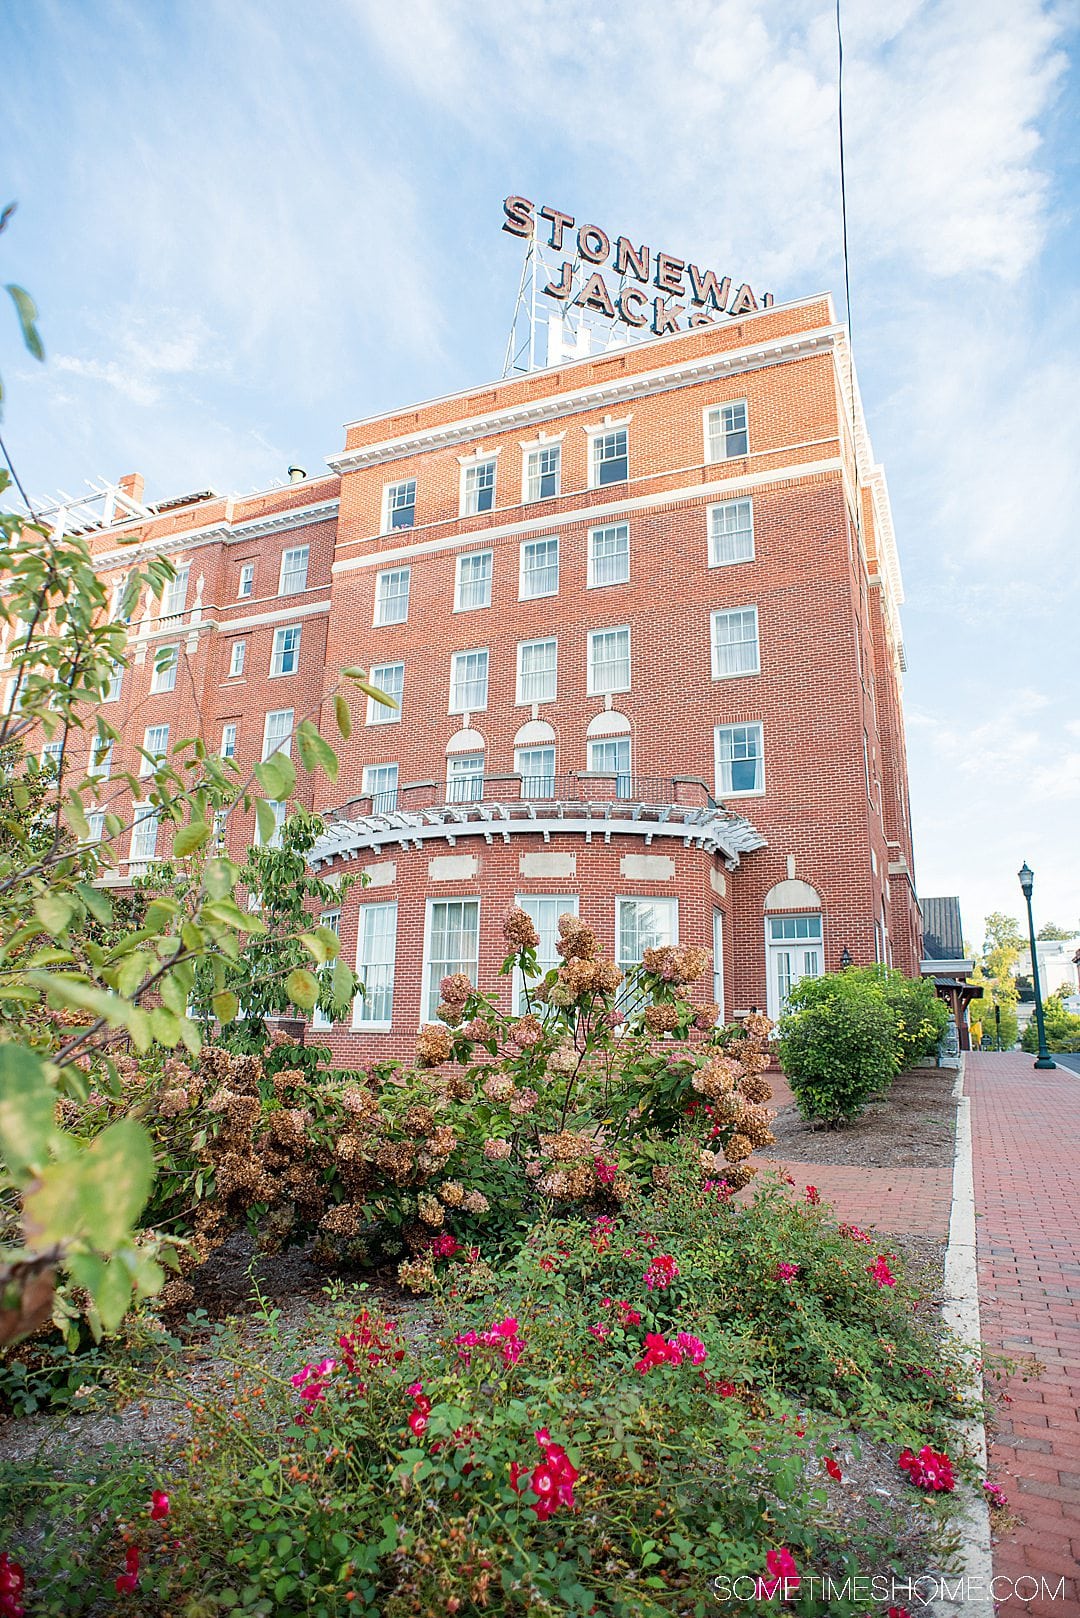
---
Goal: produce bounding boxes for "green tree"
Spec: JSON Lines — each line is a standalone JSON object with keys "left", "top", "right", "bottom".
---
{"left": 1036, "top": 922, "right": 1076, "bottom": 941}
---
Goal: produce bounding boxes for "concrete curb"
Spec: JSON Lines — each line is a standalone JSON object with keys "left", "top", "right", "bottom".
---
{"left": 933, "top": 1056, "right": 995, "bottom": 1617}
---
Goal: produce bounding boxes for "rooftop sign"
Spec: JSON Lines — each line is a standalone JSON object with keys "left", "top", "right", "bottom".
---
{"left": 502, "top": 195, "right": 774, "bottom": 339}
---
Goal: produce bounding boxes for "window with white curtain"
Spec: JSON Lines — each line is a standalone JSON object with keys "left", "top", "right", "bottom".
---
{"left": 519, "top": 537, "right": 559, "bottom": 599}
{"left": 450, "top": 649, "right": 489, "bottom": 713}
{"left": 588, "top": 523, "right": 630, "bottom": 587}
{"left": 455, "top": 551, "right": 493, "bottom": 611}
{"left": 587, "top": 627, "right": 630, "bottom": 695}
{"left": 516, "top": 637, "right": 557, "bottom": 704}
{"left": 708, "top": 498, "right": 754, "bottom": 566}
{"left": 355, "top": 902, "right": 398, "bottom": 1027}
{"left": 514, "top": 894, "right": 578, "bottom": 1011}
{"left": 710, "top": 607, "right": 759, "bottom": 678}
{"left": 374, "top": 567, "right": 411, "bottom": 626}
{"left": 424, "top": 899, "right": 480, "bottom": 1019}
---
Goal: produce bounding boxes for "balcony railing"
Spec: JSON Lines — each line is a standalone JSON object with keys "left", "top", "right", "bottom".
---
{"left": 330, "top": 773, "right": 718, "bottom": 822}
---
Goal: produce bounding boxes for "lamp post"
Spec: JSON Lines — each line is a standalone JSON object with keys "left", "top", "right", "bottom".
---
{"left": 1018, "top": 862, "right": 1056, "bottom": 1070}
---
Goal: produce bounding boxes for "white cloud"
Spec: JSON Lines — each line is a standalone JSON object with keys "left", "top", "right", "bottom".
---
{"left": 53, "top": 310, "right": 221, "bottom": 407}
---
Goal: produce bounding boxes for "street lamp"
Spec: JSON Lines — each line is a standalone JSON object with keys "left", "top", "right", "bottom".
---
{"left": 1018, "top": 862, "right": 1056, "bottom": 1070}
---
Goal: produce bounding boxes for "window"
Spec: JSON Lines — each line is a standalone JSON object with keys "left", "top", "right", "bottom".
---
{"left": 278, "top": 545, "right": 309, "bottom": 595}
{"left": 712, "top": 910, "right": 724, "bottom": 1021}
{"left": 160, "top": 564, "right": 190, "bottom": 621}
{"left": 424, "top": 899, "right": 479, "bottom": 1020}
{"left": 262, "top": 708, "right": 294, "bottom": 761}
{"left": 462, "top": 459, "right": 496, "bottom": 515}
{"left": 312, "top": 909, "right": 342, "bottom": 1029}
{"left": 384, "top": 479, "right": 416, "bottom": 531}
{"left": 212, "top": 808, "right": 228, "bottom": 850}
{"left": 519, "top": 537, "right": 559, "bottom": 600}
{"left": 270, "top": 625, "right": 302, "bottom": 676}
{"left": 363, "top": 762, "right": 399, "bottom": 814}
{"left": 588, "top": 626, "right": 630, "bottom": 695}
{"left": 524, "top": 444, "right": 561, "bottom": 502}
{"left": 88, "top": 738, "right": 113, "bottom": 780}
{"left": 374, "top": 567, "right": 410, "bottom": 626}
{"left": 708, "top": 498, "right": 754, "bottom": 566}
{"left": 256, "top": 799, "right": 287, "bottom": 848}
{"left": 450, "top": 649, "right": 489, "bottom": 713}
{"left": 617, "top": 897, "right": 678, "bottom": 975}
{"left": 588, "top": 522, "right": 629, "bottom": 588}
{"left": 228, "top": 640, "right": 246, "bottom": 678}
{"left": 355, "top": 902, "right": 398, "bottom": 1028}
{"left": 238, "top": 563, "right": 255, "bottom": 598}
{"left": 514, "top": 895, "right": 578, "bottom": 1011}
{"left": 129, "top": 804, "right": 160, "bottom": 866}
{"left": 104, "top": 662, "right": 123, "bottom": 702}
{"left": 150, "top": 644, "right": 178, "bottom": 693}
{"left": 140, "top": 724, "right": 169, "bottom": 775}
{"left": 591, "top": 427, "right": 628, "bottom": 487}
{"left": 588, "top": 736, "right": 631, "bottom": 799}
{"left": 517, "top": 638, "right": 557, "bottom": 704}
{"left": 711, "top": 607, "right": 760, "bottom": 678}
{"left": 455, "top": 551, "right": 492, "bottom": 611}
{"left": 84, "top": 811, "right": 106, "bottom": 845}
{"left": 706, "top": 401, "right": 748, "bottom": 462}
{"left": 715, "top": 722, "right": 764, "bottom": 796}
{"left": 40, "top": 740, "right": 63, "bottom": 772}
{"left": 112, "top": 574, "right": 133, "bottom": 623}
{"left": 221, "top": 723, "right": 237, "bottom": 759}
{"left": 863, "top": 730, "right": 872, "bottom": 801}
{"left": 446, "top": 752, "right": 485, "bottom": 803}
{"left": 516, "top": 745, "right": 555, "bottom": 799}
{"left": 367, "top": 662, "right": 403, "bottom": 724}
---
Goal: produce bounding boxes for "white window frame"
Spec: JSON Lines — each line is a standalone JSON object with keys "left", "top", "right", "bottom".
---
{"left": 160, "top": 564, "right": 190, "bottom": 621}
{"left": 374, "top": 566, "right": 411, "bottom": 627}
{"left": 129, "top": 803, "right": 160, "bottom": 866}
{"left": 367, "top": 662, "right": 403, "bottom": 724}
{"left": 422, "top": 897, "right": 480, "bottom": 1022}
{"left": 514, "top": 894, "right": 578, "bottom": 1012}
{"left": 449, "top": 648, "right": 489, "bottom": 715}
{"left": 516, "top": 637, "right": 557, "bottom": 705}
{"left": 588, "top": 735, "right": 631, "bottom": 799}
{"left": 104, "top": 662, "right": 123, "bottom": 703}
{"left": 588, "top": 425, "right": 629, "bottom": 490}
{"left": 523, "top": 443, "right": 562, "bottom": 503}
{"left": 312, "top": 908, "right": 342, "bottom": 1029}
{"left": 461, "top": 457, "right": 497, "bottom": 517}
{"left": 587, "top": 626, "right": 631, "bottom": 696}
{"left": 446, "top": 752, "right": 485, "bottom": 804}
{"left": 617, "top": 897, "right": 679, "bottom": 976}
{"left": 704, "top": 400, "right": 749, "bottom": 464}
{"left": 382, "top": 478, "right": 417, "bottom": 533}
{"left": 256, "top": 799, "right": 288, "bottom": 848}
{"left": 710, "top": 606, "right": 760, "bottom": 679}
{"left": 712, "top": 909, "right": 725, "bottom": 1022}
{"left": 270, "top": 625, "right": 302, "bottom": 677}
{"left": 362, "top": 762, "right": 399, "bottom": 813}
{"left": 454, "top": 550, "right": 493, "bottom": 612}
{"left": 354, "top": 901, "right": 398, "bottom": 1030}
{"left": 140, "top": 723, "right": 169, "bottom": 776}
{"left": 708, "top": 498, "right": 755, "bottom": 567}
{"left": 221, "top": 722, "right": 237, "bottom": 759}
{"left": 238, "top": 562, "right": 255, "bottom": 598}
{"left": 228, "top": 640, "right": 246, "bottom": 678}
{"left": 40, "top": 739, "right": 64, "bottom": 772}
{"left": 519, "top": 536, "right": 559, "bottom": 600}
{"left": 88, "top": 737, "right": 113, "bottom": 780}
{"left": 262, "top": 708, "right": 294, "bottom": 761}
{"left": 588, "top": 522, "right": 630, "bottom": 588}
{"left": 150, "top": 644, "right": 179, "bottom": 694}
{"left": 84, "top": 810, "right": 106, "bottom": 846}
{"left": 515, "top": 745, "right": 556, "bottom": 800}
{"left": 278, "top": 545, "right": 310, "bottom": 596}
{"left": 714, "top": 722, "right": 765, "bottom": 798}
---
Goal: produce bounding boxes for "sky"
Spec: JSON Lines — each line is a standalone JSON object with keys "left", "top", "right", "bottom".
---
{"left": 3, "top": 0, "right": 1079, "bottom": 951}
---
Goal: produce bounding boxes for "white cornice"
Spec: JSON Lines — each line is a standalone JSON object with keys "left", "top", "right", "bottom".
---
{"left": 215, "top": 598, "right": 332, "bottom": 633}
{"left": 92, "top": 498, "right": 340, "bottom": 570}
{"left": 331, "top": 458, "right": 844, "bottom": 574}
{"left": 326, "top": 329, "right": 841, "bottom": 474}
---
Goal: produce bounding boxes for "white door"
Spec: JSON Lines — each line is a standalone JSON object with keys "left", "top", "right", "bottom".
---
{"left": 766, "top": 914, "right": 823, "bottom": 1020}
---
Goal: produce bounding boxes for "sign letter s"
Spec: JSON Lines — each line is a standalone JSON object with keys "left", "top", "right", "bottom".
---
{"left": 502, "top": 196, "right": 536, "bottom": 238}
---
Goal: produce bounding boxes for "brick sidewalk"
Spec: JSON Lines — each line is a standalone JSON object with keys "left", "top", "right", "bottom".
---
{"left": 967, "top": 1051, "right": 1080, "bottom": 1614}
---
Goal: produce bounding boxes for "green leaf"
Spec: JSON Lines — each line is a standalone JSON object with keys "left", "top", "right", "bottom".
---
{"left": 0, "top": 1044, "right": 57, "bottom": 1178}
{"left": 145, "top": 897, "right": 181, "bottom": 932}
{"left": 174, "top": 819, "right": 211, "bottom": 856}
{"left": 314, "top": 924, "right": 340, "bottom": 960}
{"left": 76, "top": 883, "right": 113, "bottom": 926}
{"left": 64, "top": 791, "right": 89, "bottom": 841}
{"left": 255, "top": 751, "right": 295, "bottom": 801}
{"left": 331, "top": 957, "right": 354, "bottom": 1005}
{"left": 6, "top": 284, "right": 45, "bottom": 361}
{"left": 285, "top": 968, "right": 319, "bottom": 1011}
{"left": 212, "top": 990, "right": 240, "bottom": 1025}
{"left": 202, "top": 855, "right": 239, "bottom": 900}
{"left": 24, "top": 1118, "right": 154, "bottom": 1250}
{"left": 296, "top": 720, "right": 339, "bottom": 782}
{"left": 33, "top": 893, "right": 76, "bottom": 937}
{"left": 346, "top": 671, "right": 398, "bottom": 711}
{"left": 299, "top": 931, "right": 330, "bottom": 964}
{"left": 333, "top": 692, "right": 352, "bottom": 740}
{"left": 254, "top": 797, "right": 278, "bottom": 845}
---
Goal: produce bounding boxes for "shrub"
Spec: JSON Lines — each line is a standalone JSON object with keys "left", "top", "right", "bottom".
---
{"left": 839, "top": 967, "right": 949, "bottom": 1068}
{"left": 1021, "top": 991, "right": 1080, "bottom": 1053}
{"left": 778, "top": 974, "right": 899, "bottom": 1124}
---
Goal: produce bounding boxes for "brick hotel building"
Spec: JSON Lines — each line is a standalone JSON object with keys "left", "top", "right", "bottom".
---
{"left": 32, "top": 292, "right": 921, "bottom": 1061}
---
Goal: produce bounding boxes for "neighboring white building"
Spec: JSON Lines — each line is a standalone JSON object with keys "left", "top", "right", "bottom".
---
{"left": 1018, "top": 938, "right": 1080, "bottom": 997}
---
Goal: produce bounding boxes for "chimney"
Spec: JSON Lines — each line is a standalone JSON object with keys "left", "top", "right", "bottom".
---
{"left": 287, "top": 464, "right": 306, "bottom": 484}
{"left": 118, "top": 472, "right": 145, "bottom": 506}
